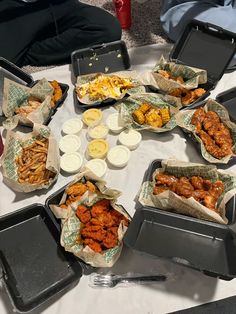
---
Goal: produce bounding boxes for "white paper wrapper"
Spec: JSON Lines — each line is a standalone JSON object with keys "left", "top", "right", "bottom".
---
{"left": 139, "top": 159, "right": 236, "bottom": 225}
{"left": 0, "top": 123, "right": 60, "bottom": 192}
{"left": 50, "top": 169, "right": 130, "bottom": 267}
{"left": 75, "top": 71, "right": 146, "bottom": 105}
{"left": 119, "top": 92, "right": 181, "bottom": 132}
{"left": 2, "top": 78, "right": 53, "bottom": 129}
{"left": 151, "top": 56, "right": 207, "bottom": 93}
{"left": 176, "top": 98, "right": 236, "bottom": 164}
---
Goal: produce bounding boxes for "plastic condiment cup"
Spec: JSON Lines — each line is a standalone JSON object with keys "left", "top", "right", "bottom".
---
{"left": 107, "top": 145, "right": 130, "bottom": 168}
{"left": 106, "top": 112, "right": 125, "bottom": 133}
{"left": 118, "top": 129, "right": 142, "bottom": 150}
{"left": 59, "top": 135, "right": 81, "bottom": 154}
{"left": 82, "top": 108, "right": 103, "bottom": 126}
{"left": 85, "top": 159, "right": 107, "bottom": 178}
{"left": 60, "top": 152, "right": 83, "bottom": 173}
{"left": 62, "top": 118, "right": 83, "bottom": 136}
{"left": 87, "top": 139, "right": 109, "bottom": 159}
{"left": 88, "top": 123, "right": 109, "bottom": 140}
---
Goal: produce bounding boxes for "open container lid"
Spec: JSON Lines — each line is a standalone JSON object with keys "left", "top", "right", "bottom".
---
{"left": 0, "top": 203, "right": 82, "bottom": 312}
{"left": 216, "top": 87, "right": 236, "bottom": 122}
{"left": 169, "top": 20, "right": 236, "bottom": 85}
{"left": 71, "top": 40, "right": 130, "bottom": 78}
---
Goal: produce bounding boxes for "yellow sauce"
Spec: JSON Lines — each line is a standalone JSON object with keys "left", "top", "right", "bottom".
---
{"left": 82, "top": 108, "right": 103, "bottom": 126}
{"left": 87, "top": 139, "right": 109, "bottom": 159}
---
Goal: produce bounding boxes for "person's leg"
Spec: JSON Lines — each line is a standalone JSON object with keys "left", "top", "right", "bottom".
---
{"left": 160, "top": 0, "right": 236, "bottom": 42}
{"left": 0, "top": 0, "right": 56, "bottom": 66}
{"left": 24, "top": 0, "right": 122, "bottom": 66}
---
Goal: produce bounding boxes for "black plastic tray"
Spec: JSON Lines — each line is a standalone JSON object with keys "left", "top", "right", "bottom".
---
{"left": 71, "top": 40, "right": 131, "bottom": 110}
{"left": 124, "top": 159, "right": 236, "bottom": 280}
{"left": 216, "top": 86, "right": 236, "bottom": 122}
{"left": 180, "top": 93, "right": 236, "bottom": 166}
{"left": 0, "top": 57, "right": 69, "bottom": 124}
{"left": 0, "top": 204, "right": 82, "bottom": 312}
{"left": 152, "top": 20, "right": 236, "bottom": 108}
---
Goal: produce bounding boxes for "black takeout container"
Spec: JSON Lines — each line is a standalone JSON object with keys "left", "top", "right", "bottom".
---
{"left": 71, "top": 40, "right": 131, "bottom": 110}
{"left": 0, "top": 57, "right": 69, "bottom": 124}
{"left": 124, "top": 159, "right": 236, "bottom": 280}
{"left": 180, "top": 90, "right": 236, "bottom": 166}
{"left": 0, "top": 183, "right": 130, "bottom": 312}
{"left": 154, "top": 20, "right": 236, "bottom": 107}
{"left": 0, "top": 202, "right": 83, "bottom": 312}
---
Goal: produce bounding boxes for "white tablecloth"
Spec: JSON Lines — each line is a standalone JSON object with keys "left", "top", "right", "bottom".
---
{"left": 1, "top": 43, "right": 236, "bottom": 314}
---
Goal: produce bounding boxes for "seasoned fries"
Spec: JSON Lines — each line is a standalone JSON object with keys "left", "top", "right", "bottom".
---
{"left": 15, "top": 96, "right": 42, "bottom": 116}
{"left": 50, "top": 80, "right": 63, "bottom": 108}
{"left": 76, "top": 74, "right": 134, "bottom": 101}
{"left": 16, "top": 137, "right": 55, "bottom": 185}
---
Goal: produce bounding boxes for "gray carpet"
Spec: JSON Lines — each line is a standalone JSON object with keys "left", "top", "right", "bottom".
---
{"left": 23, "top": 0, "right": 168, "bottom": 73}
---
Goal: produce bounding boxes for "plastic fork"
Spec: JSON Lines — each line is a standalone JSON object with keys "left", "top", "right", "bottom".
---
{"left": 89, "top": 273, "right": 167, "bottom": 288}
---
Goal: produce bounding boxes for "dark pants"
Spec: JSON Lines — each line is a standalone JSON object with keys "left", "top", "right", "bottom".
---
{"left": 0, "top": 0, "right": 122, "bottom": 67}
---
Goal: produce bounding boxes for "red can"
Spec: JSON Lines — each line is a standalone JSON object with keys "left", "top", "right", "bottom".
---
{"left": 113, "top": 0, "right": 131, "bottom": 30}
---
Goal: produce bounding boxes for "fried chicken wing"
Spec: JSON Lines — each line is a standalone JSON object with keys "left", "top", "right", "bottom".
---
{"left": 153, "top": 185, "right": 169, "bottom": 195}
{"left": 91, "top": 199, "right": 110, "bottom": 217}
{"left": 155, "top": 173, "right": 178, "bottom": 187}
{"left": 81, "top": 224, "right": 106, "bottom": 242}
{"left": 103, "top": 230, "right": 118, "bottom": 249}
{"left": 83, "top": 238, "right": 102, "bottom": 253}
{"left": 153, "top": 172, "right": 224, "bottom": 213}
{"left": 76, "top": 205, "right": 91, "bottom": 224}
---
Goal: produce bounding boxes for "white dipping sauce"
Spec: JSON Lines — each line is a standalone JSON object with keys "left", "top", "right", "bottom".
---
{"left": 107, "top": 145, "right": 130, "bottom": 167}
{"left": 106, "top": 113, "right": 124, "bottom": 133}
{"left": 62, "top": 118, "right": 83, "bottom": 135}
{"left": 118, "top": 129, "right": 142, "bottom": 150}
{"left": 59, "top": 135, "right": 81, "bottom": 153}
{"left": 60, "top": 152, "right": 83, "bottom": 173}
{"left": 85, "top": 159, "right": 107, "bottom": 177}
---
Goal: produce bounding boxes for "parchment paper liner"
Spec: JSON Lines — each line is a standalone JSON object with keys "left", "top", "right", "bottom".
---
{"left": 2, "top": 77, "right": 53, "bottom": 129}
{"left": 50, "top": 169, "right": 130, "bottom": 267}
{"left": 76, "top": 70, "right": 146, "bottom": 105}
{"left": 151, "top": 56, "right": 207, "bottom": 93}
{"left": 119, "top": 92, "right": 181, "bottom": 132}
{"left": 0, "top": 123, "right": 60, "bottom": 192}
{"left": 176, "top": 98, "right": 236, "bottom": 164}
{"left": 139, "top": 159, "right": 236, "bottom": 225}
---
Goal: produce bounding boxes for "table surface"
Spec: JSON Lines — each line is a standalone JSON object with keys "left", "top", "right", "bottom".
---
{"left": 1, "top": 43, "right": 236, "bottom": 314}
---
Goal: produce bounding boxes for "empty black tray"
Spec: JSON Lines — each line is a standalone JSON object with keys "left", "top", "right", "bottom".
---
{"left": 0, "top": 57, "right": 69, "bottom": 124}
{"left": 124, "top": 159, "right": 236, "bottom": 280}
{"left": 0, "top": 204, "right": 82, "bottom": 312}
{"left": 71, "top": 40, "right": 131, "bottom": 110}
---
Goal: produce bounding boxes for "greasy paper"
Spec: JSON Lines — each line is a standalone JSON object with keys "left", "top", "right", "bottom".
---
{"left": 139, "top": 159, "right": 236, "bottom": 224}
{"left": 176, "top": 98, "right": 236, "bottom": 164}
{"left": 119, "top": 92, "right": 181, "bottom": 132}
{"left": 50, "top": 169, "right": 130, "bottom": 267}
{"left": 76, "top": 70, "right": 146, "bottom": 105}
{"left": 0, "top": 123, "right": 60, "bottom": 192}
{"left": 2, "top": 78, "right": 53, "bottom": 129}
{"left": 151, "top": 56, "right": 207, "bottom": 93}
